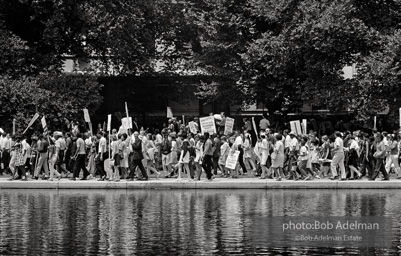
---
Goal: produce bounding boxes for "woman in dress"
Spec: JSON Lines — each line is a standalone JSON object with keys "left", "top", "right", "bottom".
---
{"left": 218, "top": 136, "right": 230, "bottom": 177}
{"left": 348, "top": 136, "right": 362, "bottom": 180}
{"left": 118, "top": 133, "right": 130, "bottom": 180}
{"left": 271, "top": 134, "right": 285, "bottom": 181}
{"left": 194, "top": 135, "right": 204, "bottom": 181}
{"left": 258, "top": 133, "right": 270, "bottom": 179}
{"left": 388, "top": 134, "right": 400, "bottom": 178}
{"left": 176, "top": 133, "right": 191, "bottom": 181}
{"left": 48, "top": 138, "right": 61, "bottom": 181}
{"left": 146, "top": 133, "right": 161, "bottom": 179}
{"left": 227, "top": 136, "right": 240, "bottom": 179}
{"left": 242, "top": 133, "right": 256, "bottom": 174}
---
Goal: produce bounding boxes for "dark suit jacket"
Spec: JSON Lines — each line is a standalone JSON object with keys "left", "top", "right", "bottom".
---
{"left": 131, "top": 140, "right": 143, "bottom": 160}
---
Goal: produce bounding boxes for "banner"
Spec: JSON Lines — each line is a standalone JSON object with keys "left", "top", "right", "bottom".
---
{"left": 225, "top": 150, "right": 240, "bottom": 170}
{"left": 121, "top": 117, "right": 132, "bottom": 129}
{"left": 83, "top": 109, "right": 91, "bottom": 123}
{"left": 23, "top": 113, "right": 40, "bottom": 134}
{"left": 302, "top": 119, "right": 307, "bottom": 135}
{"left": 167, "top": 107, "right": 173, "bottom": 118}
{"left": 107, "top": 114, "right": 112, "bottom": 131}
{"left": 224, "top": 117, "right": 235, "bottom": 135}
{"left": 41, "top": 116, "right": 48, "bottom": 135}
{"left": 290, "top": 120, "right": 302, "bottom": 135}
{"left": 199, "top": 116, "right": 216, "bottom": 134}
{"left": 189, "top": 121, "right": 198, "bottom": 134}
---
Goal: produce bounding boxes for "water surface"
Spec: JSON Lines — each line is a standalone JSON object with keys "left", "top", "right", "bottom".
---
{"left": 0, "top": 189, "right": 400, "bottom": 255}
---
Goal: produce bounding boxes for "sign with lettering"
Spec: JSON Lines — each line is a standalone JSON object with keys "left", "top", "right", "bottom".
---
{"left": 199, "top": 116, "right": 216, "bottom": 135}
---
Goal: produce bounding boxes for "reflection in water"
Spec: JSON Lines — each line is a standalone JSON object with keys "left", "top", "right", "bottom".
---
{"left": 0, "top": 189, "right": 400, "bottom": 255}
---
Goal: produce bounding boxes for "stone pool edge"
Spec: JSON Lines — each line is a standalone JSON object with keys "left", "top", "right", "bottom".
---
{"left": 1, "top": 179, "right": 401, "bottom": 189}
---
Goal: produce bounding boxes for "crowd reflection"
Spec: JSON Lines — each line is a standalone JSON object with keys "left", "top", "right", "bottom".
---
{"left": 0, "top": 189, "right": 400, "bottom": 255}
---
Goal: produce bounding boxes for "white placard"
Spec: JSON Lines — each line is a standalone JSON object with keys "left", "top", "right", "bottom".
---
{"left": 83, "top": 109, "right": 91, "bottom": 123}
{"left": 167, "top": 107, "right": 173, "bottom": 118}
{"left": 107, "top": 114, "right": 112, "bottom": 131}
{"left": 224, "top": 117, "right": 235, "bottom": 135}
{"left": 121, "top": 117, "right": 132, "bottom": 129}
{"left": 290, "top": 120, "right": 302, "bottom": 135}
{"left": 189, "top": 121, "right": 198, "bottom": 134}
{"left": 374, "top": 116, "right": 377, "bottom": 130}
{"left": 225, "top": 150, "right": 240, "bottom": 170}
{"left": 199, "top": 116, "right": 216, "bottom": 134}
{"left": 302, "top": 119, "right": 307, "bottom": 135}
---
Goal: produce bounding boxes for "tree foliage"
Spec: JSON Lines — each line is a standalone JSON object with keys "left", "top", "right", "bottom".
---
{"left": 0, "top": 74, "right": 103, "bottom": 132}
{"left": 187, "top": 0, "right": 401, "bottom": 127}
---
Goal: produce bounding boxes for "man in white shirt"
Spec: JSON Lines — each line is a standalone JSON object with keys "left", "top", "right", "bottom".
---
{"left": 330, "top": 131, "right": 346, "bottom": 180}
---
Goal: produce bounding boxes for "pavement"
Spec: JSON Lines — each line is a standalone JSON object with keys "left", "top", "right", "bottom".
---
{"left": 0, "top": 175, "right": 400, "bottom": 189}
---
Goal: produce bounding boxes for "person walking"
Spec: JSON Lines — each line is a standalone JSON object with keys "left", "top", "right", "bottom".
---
{"left": 128, "top": 131, "right": 149, "bottom": 181}
{"left": 201, "top": 132, "right": 214, "bottom": 181}
{"left": 70, "top": 133, "right": 90, "bottom": 180}
{"left": 34, "top": 134, "right": 50, "bottom": 180}
{"left": 330, "top": 132, "right": 347, "bottom": 180}
{"left": 370, "top": 134, "right": 390, "bottom": 181}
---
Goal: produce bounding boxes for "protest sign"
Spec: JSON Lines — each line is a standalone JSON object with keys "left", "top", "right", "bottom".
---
{"left": 225, "top": 150, "right": 240, "bottom": 170}
{"left": 121, "top": 117, "right": 132, "bottom": 129}
{"left": 167, "top": 107, "right": 173, "bottom": 118}
{"left": 199, "top": 116, "right": 216, "bottom": 134}
{"left": 224, "top": 117, "right": 235, "bottom": 135}
{"left": 83, "top": 109, "right": 91, "bottom": 123}
{"left": 302, "top": 119, "right": 307, "bottom": 135}
{"left": 189, "top": 121, "right": 198, "bottom": 134}
{"left": 290, "top": 120, "right": 302, "bottom": 135}
{"left": 107, "top": 114, "right": 112, "bottom": 131}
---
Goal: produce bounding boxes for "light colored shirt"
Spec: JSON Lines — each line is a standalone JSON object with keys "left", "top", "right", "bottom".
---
{"left": 56, "top": 138, "right": 66, "bottom": 150}
{"left": 334, "top": 137, "right": 344, "bottom": 153}
{"left": 98, "top": 137, "right": 107, "bottom": 153}
{"left": 259, "top": 118, "right": 270, "bottom": 130}
{"left": 76, "top": 138, "right": 86, "bottom": 155}
{"left": 284, "top": 135, "right": 291, "bottom": 148}
{"left": 298, "top": 146, "right": 309, "bottom": 161}
{"left": 235, "top": 136, "right": 243, "bottom": 147}
{"left": 289, "top": 138, "right": 298, "bottom": 151}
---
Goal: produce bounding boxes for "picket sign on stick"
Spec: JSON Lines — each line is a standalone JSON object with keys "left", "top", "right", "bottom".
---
{"left": 224, "top": 117, "right": 235, "bottom": 135}
{"left": 290, "top": 120, "right": 302, "bottom": 135}
{"left": 83, "top": 109, "right": 93, "bottom": 135}
{"left": 167, "top": 107, "right": 173, "bottom": 118}
{"left": 374, "top": 116, "right": 377, "bottom": 130}
{"left": 23, "top": 113, "right": 40, "bottom": 134}
{"left": 302, "top": 119, "right": 307, "bottom": 135}
{"left": 199, "top": 116, "right": 216, "bottom": 134}
{"left": 125, "top": 102, "right": 132, "bottom": 135}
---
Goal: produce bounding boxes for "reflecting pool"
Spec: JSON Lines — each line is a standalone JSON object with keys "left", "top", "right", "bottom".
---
{"left": 0, "top": 189, "right": 400, "bottom": 255}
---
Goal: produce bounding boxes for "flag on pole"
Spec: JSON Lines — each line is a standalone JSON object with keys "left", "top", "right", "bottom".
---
{"left": 23, "top": 113, "right": 40, "bottom": 134}
{"left": 41, "top": 116, "right": 48, "bottom": 135}
{"left": 107, "top": 114, "right": 112, "bottom": 131}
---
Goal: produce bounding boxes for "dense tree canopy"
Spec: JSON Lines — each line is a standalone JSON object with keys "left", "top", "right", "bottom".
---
{"left": 1, "top": 0, "right": 401, "bottom": 129}
{"left": 187, "top": 0, "right": 401, "bottom": 128}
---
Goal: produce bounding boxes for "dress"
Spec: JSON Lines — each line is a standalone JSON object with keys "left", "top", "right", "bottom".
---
{"left": 259, "top": 138, "right": 269, "bottom": 166}
{"left": 194, "top": 141, "right": 203, "bottom": 163}
{"left": 121, "top": 140, "right": 129, "bottom": 168}
{"left": 271, "top": 140, "right": 284, "bottom": 168}
{"left": 243, "top": 139, "right": 252, "bottom": 159}
{"left": 179, "top": 140, "right": 190, "bottom": 164}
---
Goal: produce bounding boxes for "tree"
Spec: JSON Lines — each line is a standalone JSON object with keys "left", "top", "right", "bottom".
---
{"left": 188, "top": 0, "right": 401, "bottom": 123}
{"left": 0, "top": 74, "right": 103, "bottom": 132}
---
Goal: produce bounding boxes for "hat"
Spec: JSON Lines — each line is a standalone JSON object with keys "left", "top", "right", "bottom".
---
{"left": 289, "top": 131, "right": 296, "bottom": 136}
{"left": 31, "top": 136, "right": 38, "bottom": 141}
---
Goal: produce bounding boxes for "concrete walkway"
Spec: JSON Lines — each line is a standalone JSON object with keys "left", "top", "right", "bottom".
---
{"left": 0, "top": 177, "right": 401, "bottom": 189}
